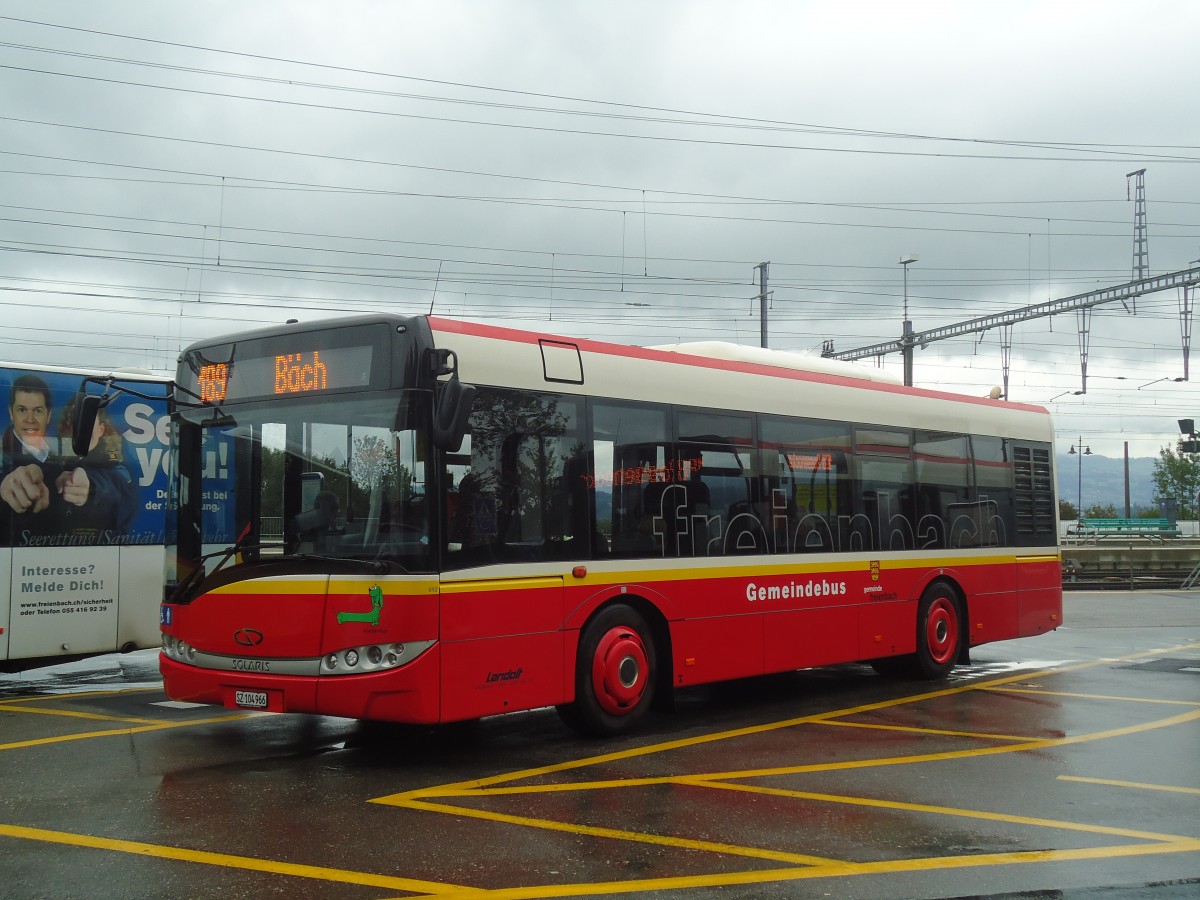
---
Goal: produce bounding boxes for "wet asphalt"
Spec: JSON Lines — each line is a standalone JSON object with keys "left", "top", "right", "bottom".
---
{"left": 1, "top": 589, "right": 1197, "bottom": 899}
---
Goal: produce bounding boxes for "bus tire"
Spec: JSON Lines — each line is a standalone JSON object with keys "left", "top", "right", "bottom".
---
{"left": 557, "top": 604, "right": 656, "bottom": 737}
{"left": 914, "top": 581, "right": 962, "bottom": 679}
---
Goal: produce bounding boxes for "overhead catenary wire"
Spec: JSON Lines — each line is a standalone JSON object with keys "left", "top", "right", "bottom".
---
{"left": 0, "top": 15, "right": 1198, "bottom": 453}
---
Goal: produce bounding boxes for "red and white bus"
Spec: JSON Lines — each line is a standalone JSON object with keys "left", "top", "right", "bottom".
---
{"left": 157, "top": 314, "right": 1061, "bottom": 735}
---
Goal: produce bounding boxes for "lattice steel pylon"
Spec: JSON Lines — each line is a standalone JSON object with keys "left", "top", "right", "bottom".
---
{"left": 1128, "top": 168, "right": 1149, "bottom": 287}
{"left": 1181, "top": 283, "right": 1194, "bottom": 382}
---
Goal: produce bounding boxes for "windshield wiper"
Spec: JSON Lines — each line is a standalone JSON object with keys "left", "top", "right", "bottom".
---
{"left": 169, "top": 523, "right": 258, "bottom": 603}
{"left": 295, "top": 553, "right": 393, "bottom": 574}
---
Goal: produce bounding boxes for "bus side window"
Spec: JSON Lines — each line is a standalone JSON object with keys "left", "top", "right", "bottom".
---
{"left": 561, "top": 450, "right": 604, "bottom": 558}
{"left": 760, "top": 415, "right": 853, "bottom": 555}
{"left": 592, "top": 401, "right": 671, "bottom": 560}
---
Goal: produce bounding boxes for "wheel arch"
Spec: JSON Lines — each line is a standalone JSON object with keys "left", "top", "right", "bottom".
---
{"left": 917, "top": 572, "right": 971, "bottom": 665}
{"left": 571, "top": 591, "right": 674, "bottom": 711}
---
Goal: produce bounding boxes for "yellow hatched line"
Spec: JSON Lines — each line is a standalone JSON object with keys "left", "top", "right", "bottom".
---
{"left": 380, "top": 641, "right": 1200, "bottom": 805}
{"left": 402, "top": 841, "right": 1200, "bottom": 900}
{"left": 397, "top": 706, "right": 1200, "bottom": 802}
{"left": 0, "top": 713, "right": 254, "bottom": 751}
{"left": 2, "top": 637, "right": 1193, "bottom": 895}
{"left": 383, "top": 659, "right": 1105, "bottom": 804}
{"left": 0, "top": 688, "right": 160, "bottom": 704}
{"left": 0, "top": 823, "right": 481, "bottom": 896}
{"left": 1059, "top": 775, "right": 1200, "bottom": 796}
{"left": 985, "top": 687, "right": 1200, "bottom": 706}
{"left": 364, "top": 641, "right": 1200, "bottom": 898}
{"left": 0, "top": 702, "right": 163, "bottom": 725}
{"left": 818, "top": 719, "right": 1038, "bottom": 741}
{"left": 647, "top": 707, "right": 1200, "bottom": 785}
{"left": 687, "top": 780, "right": 1196, "bottom": 844}
{"left": 402, "top": 799, "right": 841, "bottom": 867}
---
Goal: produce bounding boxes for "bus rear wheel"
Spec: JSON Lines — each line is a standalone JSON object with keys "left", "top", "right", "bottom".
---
{"left": 557, "top": 604, "right": 656, "bottom": 737}
{"left": 871, "top": 581, "right": 964, "bottom": 679}
{"left": 915, "top": 582, "right": 962, "bottom": 679}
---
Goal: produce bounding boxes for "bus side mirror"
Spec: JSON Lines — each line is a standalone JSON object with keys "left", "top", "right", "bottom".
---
{"left": 70, "top": 393, "right": 105, "bottom": 457}
{"left": 432, "top": 376, "right": 476, "bottom": 452}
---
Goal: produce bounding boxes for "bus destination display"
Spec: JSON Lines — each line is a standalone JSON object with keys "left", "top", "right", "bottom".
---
{"left": 192, "top": 345, "right": 374, "bottom": 404}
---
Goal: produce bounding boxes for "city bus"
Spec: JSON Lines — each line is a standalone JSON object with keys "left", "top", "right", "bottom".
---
{"left": 1, "top": 362, "right": 171, "bottom": 672}
{"left": 155, "top": 314, "right": 1061, "bottom": 735}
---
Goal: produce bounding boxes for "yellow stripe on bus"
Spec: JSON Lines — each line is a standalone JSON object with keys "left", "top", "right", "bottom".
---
{"left": 197, "top": 552, "right": 1042, "bottom": 596}
{"left": 205, "top": 578, "right": 439, "bottom": 596}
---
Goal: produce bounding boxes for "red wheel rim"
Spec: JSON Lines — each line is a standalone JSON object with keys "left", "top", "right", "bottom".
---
{"left": 925, "top": 596, "right": 958, "bottom": 666}
{"left": 590, "top": 626, "right": 649, "bottom": 716}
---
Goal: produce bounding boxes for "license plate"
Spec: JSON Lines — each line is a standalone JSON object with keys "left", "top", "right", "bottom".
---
{"left": 234, "top": 690, "right": 269, "bottom": 709}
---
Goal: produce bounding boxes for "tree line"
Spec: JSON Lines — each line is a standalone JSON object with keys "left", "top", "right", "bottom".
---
{"left": 1059, "top": 442, "right": 1200, "bottom": 520}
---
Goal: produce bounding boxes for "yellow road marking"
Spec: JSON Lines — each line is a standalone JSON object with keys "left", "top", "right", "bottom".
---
{"left": 402, "top": 798, "right": 842, "bottom": 866}
{"left": 819, "top": 719, "right": 1038, "bottom": 741}
{"left": 1059, "top": 775, "right": 1200, "bottom": 796}
{"left": 365, "top": 641, "right": 1200, "bottom": 896}
{"left": 388, "top": 707, "right": 1200, "bottom": 802}
{"left": 0, "top": 703, "right": 164, "bottom": 725}
{"left": 689, "top": 781, "right": 1195, "bottom": 844}
{"left": 0, "top": 688, "right": 160, "bottom": 704}
{"left": 381, "top": 641, "right": 1200, "bottom": 806}
{"left": 985, "top": 687, "right": 1200, "bottom": 706}
{"left": 400, "top": 840, "right": 1200, "bottom": 900}
{"left": 5, "top": 637, "right": 1198, "bottom": 896}
{"left": 382, "top": 672, "right": 1074, "bottom": 805}
{"left": 0, "top": 823, "right": 480, "bottom": 895}
{"left": 0, "top": 714, "right": 254, "bottom": 751}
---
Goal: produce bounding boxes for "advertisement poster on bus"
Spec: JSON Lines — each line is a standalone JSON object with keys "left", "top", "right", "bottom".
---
{"left": 0, "top": 367, "right": 172, "bottom": 663}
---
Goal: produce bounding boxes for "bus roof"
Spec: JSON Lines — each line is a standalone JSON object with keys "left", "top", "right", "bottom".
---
{"left": 646, "top": 341, "right": 903, "bottom": 385}
{"left": 428, "top": 317, "right": 1051, "bottom": 441}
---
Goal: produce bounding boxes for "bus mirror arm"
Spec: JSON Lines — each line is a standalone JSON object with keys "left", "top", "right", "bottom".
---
{"left": 71, "top": 373, "right": 171, "bottom": 457}
{"left": 432, "top": 376, "right": 476, "bottom": 452}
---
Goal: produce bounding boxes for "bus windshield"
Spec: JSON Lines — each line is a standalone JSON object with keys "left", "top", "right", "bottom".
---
{"left": 181, "top": 390, "right": 434, "bottom": 575}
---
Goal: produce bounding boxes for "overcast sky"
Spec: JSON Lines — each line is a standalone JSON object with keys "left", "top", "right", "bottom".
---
{"left": 2, "top": 1, "right": 1199, "bottom": 457}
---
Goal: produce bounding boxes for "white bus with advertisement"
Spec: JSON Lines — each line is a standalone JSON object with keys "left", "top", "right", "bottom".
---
{"left": 0, "top": 362, "right": 171, "bottom": 672}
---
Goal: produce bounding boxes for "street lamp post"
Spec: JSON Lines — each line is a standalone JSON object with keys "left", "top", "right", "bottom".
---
{"left": 899, "top": 254, "right": 918, "bottom": 387}
{"left": 1068, "top": 437, "right": 1092, "bottom": 518}
{"left": 1178, "top": 419, "right": 1197, "bottom": 521}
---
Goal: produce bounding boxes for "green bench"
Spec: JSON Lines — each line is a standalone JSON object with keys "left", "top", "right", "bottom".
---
{"left": 1071, "top": 517, "right": 1181, "bottom": 541}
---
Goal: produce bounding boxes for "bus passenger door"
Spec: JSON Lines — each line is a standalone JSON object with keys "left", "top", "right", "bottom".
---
{"left": 439, "top": 417, "right": 580, "bottom": 721}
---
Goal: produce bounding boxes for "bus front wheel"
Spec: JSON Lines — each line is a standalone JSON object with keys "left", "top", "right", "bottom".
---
{"left": 557, "top": 604, "right": 656, "bottom": 737}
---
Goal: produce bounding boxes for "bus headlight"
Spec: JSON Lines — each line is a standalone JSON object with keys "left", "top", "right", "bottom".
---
{"left": 320, "top": 641, "right": 428, "bottom": 676}
{"left": 162, "top": 636, "right": 197, "bottom": 664}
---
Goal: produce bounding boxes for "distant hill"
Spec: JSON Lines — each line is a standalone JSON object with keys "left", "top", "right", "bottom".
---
{"left": 1055, "top": 452, "right": 1159, "bottom": 512}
